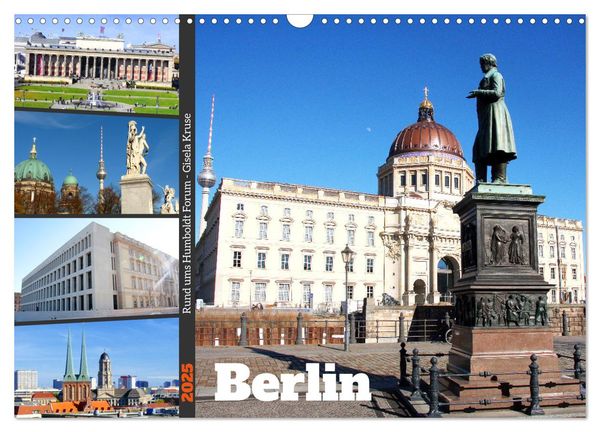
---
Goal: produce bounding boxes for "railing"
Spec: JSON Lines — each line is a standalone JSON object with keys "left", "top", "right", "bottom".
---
{"left": 399, "top": 342, "right": 586, "bottom": 417}
{"left": 196, "top": 312, "right": 454, "bottom": 347}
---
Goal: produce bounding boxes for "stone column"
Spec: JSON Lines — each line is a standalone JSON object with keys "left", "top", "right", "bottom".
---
{"left": 32, "top": 53, "right": 37, "bottom": 76}
{"left": 404, "top": 238, "right": 415, "bottom": 306}
{"left": 429, "top": 240, "right": 440, "bottom": 304}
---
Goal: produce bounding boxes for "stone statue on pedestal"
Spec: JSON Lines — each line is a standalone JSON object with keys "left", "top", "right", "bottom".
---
{"left": 126, "top": 120, "right": 150, "bottom": 175}
{"left": 467, "top": 53, "right": 517, "bottom": 184}
{"left": 160, "top": 185, "right": 179, "bottom": 214}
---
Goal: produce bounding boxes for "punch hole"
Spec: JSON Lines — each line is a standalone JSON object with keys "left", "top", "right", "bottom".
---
{"left": 287, "top": 15, "right": 313, "bottom": 28}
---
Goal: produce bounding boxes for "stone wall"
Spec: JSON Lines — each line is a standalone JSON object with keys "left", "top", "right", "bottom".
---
{"left": 548, "top": 304, "right": 586, "bottom": 336}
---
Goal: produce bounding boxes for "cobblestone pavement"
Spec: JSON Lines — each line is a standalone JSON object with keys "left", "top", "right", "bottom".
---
{"left": 195, "top": 336, "right": 585, "bottom": 418}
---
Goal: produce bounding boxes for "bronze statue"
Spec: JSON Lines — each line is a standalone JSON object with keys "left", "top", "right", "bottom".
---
{"left": 508, "top": 226, "right": 525, "bottom": 264}
{"left": 534, "top": 296, "right": 548, "bottom": 325}
{"left": 490, "top": 225, "right": 509, "bottom": 264}
{"left": 467, "top": 54, "right": 517, "bottom": 183}
{"left": 506, "top": 295, "right": 520, "bottom": 326}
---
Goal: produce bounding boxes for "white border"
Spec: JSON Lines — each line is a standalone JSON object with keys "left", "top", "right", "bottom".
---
{"left": 1, "top": 1, "right": 596, "bottom": 431}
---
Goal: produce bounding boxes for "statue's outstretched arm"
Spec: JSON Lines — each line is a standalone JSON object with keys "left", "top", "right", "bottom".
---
{"left": 471, "top": 73, "right": 504, "bottom": 101}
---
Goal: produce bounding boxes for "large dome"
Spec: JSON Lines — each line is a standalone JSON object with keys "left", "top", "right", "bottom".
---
{"left": 388, "top": 92, "right": 464, "bottom": 160}
{"left": 15, "top": 139, "right": 54, "bottom": 184}
{"left": 62, "top": 170, "right": 79, "bottom": 186}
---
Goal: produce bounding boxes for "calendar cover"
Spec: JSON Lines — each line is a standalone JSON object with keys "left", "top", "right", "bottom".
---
{"left": 12, "top": 12, "right": 587, "bottom": 421}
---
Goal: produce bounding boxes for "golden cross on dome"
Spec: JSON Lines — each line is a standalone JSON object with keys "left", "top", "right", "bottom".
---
{"left": 424, "top": 86, "right": 429, "bottom": 101}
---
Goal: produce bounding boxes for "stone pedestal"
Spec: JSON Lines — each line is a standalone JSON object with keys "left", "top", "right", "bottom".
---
{"left": 441, "top": 183, "right": 583, "bottom": 410}
{"left": 403, "top": 291, "right": 416, "bottom": 306}
{"left": 120, "top": 174, "right": 153, "bottom": 214}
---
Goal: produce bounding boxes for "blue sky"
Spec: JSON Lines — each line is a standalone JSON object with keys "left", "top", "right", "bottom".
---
{"left": 15, "top": 111, "right": 179, "bottom": 200}
{"left": 15, "top": 14, "right": 179, "bottom": 51}
{"left": 194, "top": 15, "right": 586, "bottom": 232}
{"left": 14, "top": 218, "right": 179, "bottom": 292}
{"left": 15, "top": 318, "right": 178, "bottom": 388}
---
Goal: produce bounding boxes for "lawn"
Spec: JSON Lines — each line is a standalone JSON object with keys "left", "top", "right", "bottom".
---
{"left": 102, "top": 95, "right": 179, "bottom": 107}
{"left": 133, "top": 106, "right": 179, "bottom": 115}
{"left": 103, "top": 89, "right": 178, "bottom": 98}
{"left": 15, "top": 101, "right": 53, "bottom": 109}
{"left": 15, "top": 85, "right": 88, "bottom": 95}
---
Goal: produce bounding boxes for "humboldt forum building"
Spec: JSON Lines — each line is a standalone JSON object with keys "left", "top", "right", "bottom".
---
{"left": 195, "top": 95, "right": 585, "bottom": 311}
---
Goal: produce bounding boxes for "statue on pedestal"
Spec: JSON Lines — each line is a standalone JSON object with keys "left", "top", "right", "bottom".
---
{"left": 126, "top": 120, "right": 150, "bottom": 175}
{"left": 467, "top": 53, "right": 517, "bottom": 184}
{"left": 160, "top": 185, "right": 179, "bottom": 214}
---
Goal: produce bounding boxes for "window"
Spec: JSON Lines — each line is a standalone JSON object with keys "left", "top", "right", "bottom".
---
{"left": 421, "top": 172, "right": 428, "bottom": 188}
{"left": 306, "top": 209, "right": 313, "bottom": 218}
{"left": 368, "top": 215, "right": 375, "bottom": 225}
{"left": 259, "top": 222, "right": 268, "bottom": 240}
{"left": 560, "top": 247, "right": 565, "bottom": 259}
{"left": 444, "top": 175, "right": 450, "bottom": 188}
{"left": 400, "top": 173, "right": 406, "bottom": 186}
{"left": 538, "top": 245, "right": 544, "bottom": 257}
{"left": 348, "top": 213, "right": 355, "bottom": 222}
{"left": 561, "top": 267, "right": 567, "bottom": 281}
{"left": 347, "top": 258, "right": 354, "bottom": 273}
{"left": 454, "top": 177, "right": 460, "bottom": 189}
{"left": 347, "top": 285, "right": 354, "bottom": 300}
{"left": 410, "top": 171, "right": 417, "bottom": 186}
{"left": 282, "top": 224, "right": 291, "bottom": 241}
{"left": 231, "top": 282, "right": 240, "bottom": 304}
{"left": 257, "top": 252, "right": 266, "bottom": 269}
{"left": 254, "top": 283, "right": 266, "bottom": 303}
{"left": 549, "top": 233, "right": 554, "bottom": 240}
{"left": 327, "top": 211, "right": 334, "bottom": 220}
{"left": 572, "top": 268, "right": 577, "bottom": 280}
{"left": 86, "top": 252, "right": 92, "bottom": 267}
{"left": 551, "top": 289, "right": 556, "bottom": 303}
{"left": 366, "top": 285, "right": 374, "bottom": 298}
{"left": 281, "top": 253, "right": 289, "bottom": 270}
{"left": 366, "top": 258, "right": 374, "bottom": 273}
{"left": 233, "top": 251, "right": 242, "bottom": 268}
{"left": 304, "top": 225, "right": 313, "bottom": 242}
{"left": 560, "top": 234, "right": 565, "bottom": 241}
{"left": 539, "top": 267, "right": 544, "bottom": 276}
{"left": 549, "top": 246, "right": 555, "bottom": 258}
{"left": 347, "top": 229, "right": 355, "bottom": 246}
{"left": 235, "top": 220, "right": 244, "bottom": 238}
{"left": 284, "top": 207, "right": 291, "bottom": 217}
{"left": 303, "top": 255, "right": 312, "bottom": 271}
{"left": 367, "top": 231, "right": 375, "bottom": 247}
{"left": 550, "top": 267, "right": 556, "bottom": 279}
{"left": 302, "top": 283, "right": 312, "bottom": 305}
{"left": 260, "top": 205, "right": 268, "bottom": 216}
{"left": 324, "top": 284, "right": 333, "bottom": 303}
{"left": 435, "top": 173, "right": 441, "bottom": 186}
{"left": 571, "top": 247, "right": 576, "bottom": 259}
{"left": 236, "top": 203, "right": 244, "bottom": 211}
{"left": 326, "top": 227, "right": 334, "bottom": 244}
{"left": 571, "top": 235, "right": 575, "bottom": 242}
{"left": 325, "top": 256, "right": 334, "bottom": 272}
{"left": 539, "top": 233, "right": 543, "bottom": 240}
{"left": 278, "top": 283, "right": 290, "bottom": 302}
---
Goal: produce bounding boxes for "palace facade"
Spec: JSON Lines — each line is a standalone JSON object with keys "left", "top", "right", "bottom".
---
{"left": 195, "top": 93, "right": 585, "bottom": 309}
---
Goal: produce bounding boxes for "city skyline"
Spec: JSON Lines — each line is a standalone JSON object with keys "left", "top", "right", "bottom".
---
{"left": 14, "top": 318, "right": 178, "bottom": 388}
{"left": 15, "top": 111, "right": 179, "bottom": 208}
{"left": 194, "top": 15, "right": 586, "bottom": 231}
{"left": 15, "top": 14, "right": 179, "bottom": 51}
{"left": 14, "top": 218, "right": 179, "bottom": 293}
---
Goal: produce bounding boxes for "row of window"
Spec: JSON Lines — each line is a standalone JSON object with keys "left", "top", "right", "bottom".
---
{"left": 23, "top": 252, "right": 92, "bottom": 294}
{"left": 379, "top": 170, "right": 462, "bottom": 196}
{"left": 539, "top": 266, "right": 578, "bottom": 281}
{"left": 22, "top": 271, "right": 93, "bottom": 303}
{"left": 539, "top": 232, "right": 576, "bottom": 242}
{"left": 236, "top": 203, "right": 375, "bottom": 225}
{"left": 20, "top": 293, "right": 93, "bottom": 312}
{"left": 230, "top": 281, "right": 375, "bottom": 304}
{"left": 232, "top": 250, "right": 375, "bottom": 273}
{"left": 538, "top": 245, "right": 577, "bottom": 260}
{"left": 132, "top": 295, "right": 175, "bottom": 308}
{"left": 23, "top": 234, "right": 93, "bottom": 288}
{"left": 234, "top": 220, "right": 376, "bottom": 246}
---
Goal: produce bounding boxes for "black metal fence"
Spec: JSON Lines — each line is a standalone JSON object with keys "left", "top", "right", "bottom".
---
{"left": 399, "top": 342, "right": 586, "bottom": 416}
{"left": 196, "top": 312, "right": 454, "bottom": 346}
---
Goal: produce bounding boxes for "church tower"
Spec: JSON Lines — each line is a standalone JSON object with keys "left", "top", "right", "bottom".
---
{"left": 62, "top": 331, "right": 92, "bottom": 402}
{"left": 197, "top": 95, "right": 217, "bottom": 241}
{"left": 98, "top": 352, "right": 114, "bottom": 390}
{"left": 58, "top": 170, "right": 81, "bottom": 214}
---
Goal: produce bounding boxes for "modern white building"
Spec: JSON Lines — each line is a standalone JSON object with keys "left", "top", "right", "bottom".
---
{"left": 14, "top": 370, "right": 38, "bottom": 391}
{"left": 19, "top": 222, "right": 178, "bottom": 320}
{"left": 195, "top": 94, "right": 585, "bottom": 309}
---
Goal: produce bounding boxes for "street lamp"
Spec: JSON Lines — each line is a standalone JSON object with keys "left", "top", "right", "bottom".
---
{"left": 341, "top": 244, "right": 355, "bottom": 352}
